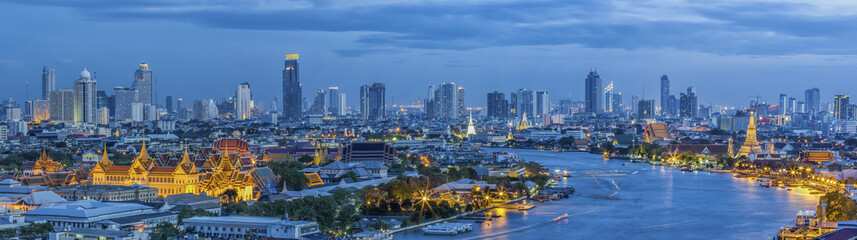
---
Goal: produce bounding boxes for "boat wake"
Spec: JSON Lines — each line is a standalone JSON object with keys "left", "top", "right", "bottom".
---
{"left": 638, "top": 219, "right": 699, "bottom": 231}
{"left": 457, "top": 207, "right": 601, "bottom": 240}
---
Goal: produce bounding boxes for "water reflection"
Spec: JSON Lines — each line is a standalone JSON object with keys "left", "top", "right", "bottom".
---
{"left": 395, "top": 149, "right": 818, "bottom": 239}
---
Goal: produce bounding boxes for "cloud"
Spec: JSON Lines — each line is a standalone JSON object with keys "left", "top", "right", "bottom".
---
{"left": 5, "top": 0, "right": 857, "bottom": 56}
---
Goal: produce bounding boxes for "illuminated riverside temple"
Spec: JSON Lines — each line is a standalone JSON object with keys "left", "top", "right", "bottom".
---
{"left": 91, "top": 139, "right": 257, "bottom": 201}
{"left": 737, "top": 111, "right": 764, "bottom": 157}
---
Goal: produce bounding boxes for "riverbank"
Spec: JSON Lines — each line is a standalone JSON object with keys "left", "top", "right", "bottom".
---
{"left": 388, "top": 196, "right": 528, "bottom": 235}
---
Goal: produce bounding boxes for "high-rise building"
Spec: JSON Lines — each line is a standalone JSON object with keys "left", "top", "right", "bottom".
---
{"left": 797, "top": 101, "right": 806, "bottom": 113}
{"left": 309, "top": 89, "right": 326, "bottom": 115}
{"left": 585, "top": 71, "right": 602, "bottom": 113}
{"left": 805, "top": 88, "right": 820, "bottom": 113}
{"left": 132, "top": 62, "right": 153, "bottom": 105}
{"left": 787, "top": 97, "right": 797, "bottom": 114}
{"left": 282, "top": 54, "right": 302, "bottom": 119}
{"left": 604, "top": 82, "right": 614, "bottom": 113}
{"left": 835, "top": 95, "right": 850, "bottom": 120}
{"left": 327, "top": 87, "right": 344, "bottom": 116}
{"left": 41, "top": 66, "right": 55, "bottom": 100}
{"left": 778, "top": 94, "right": 787, "bottom": 115}
{"left": 26, "top": 99, "right": 50, "bottom": 123}
{"left": 73, "top": 69, "right": 98, "bottom": 124}
{"left": 535, "top": 90, "right": 549, "bottom": 118}
{"left": 509, "top": 92, "right": 518, "bottom": 117}
{"left": 96, "top": 107, "right": 110, "bottom": 125}
{"left": 433, "top": 83, "right": 460, "bottom": 119}
{"left": 638, "top": 99, "right": 655, "bottom": 120}
{"left": 360, "top": 85, "right": 370, "bottom": 119}
{"left": 667, "top": 95, "right": 678, "bottom": 116}
{"left": 517, "top": 89, "right": 534, "bottom": 118}
{"left": 611, "top": 92, "right": 623, "bottom": 113}
{"left": 114, "top": 87, "right": 138, "bottom": 121}
{"left": 660, "top": 75, "right": 669, "bottom": 116}
{"left": 679, "top": 87, "right": 698, "bottom": 118}
{"left": 486, "top": 91, "right": 508, "bottom": 118}
{"left": 366, "top": 83, "right": 385, "bottom": 120}
{"left": 235, "top": 83, "right": 252, "bottom": 120}
{"left": 3, "top": 99, "right": 21, "bottom": 122}
{"left": 457, "top": 87, "right": 466, "bottom": 118}
{"left": 193, "top": 100, "right": 208, "bottom": 120}
{"left": 50, "top": 89, "right": 74, "bottom": 123}
{"left": 165, "top": 96, "right": 173, "bottom": 113}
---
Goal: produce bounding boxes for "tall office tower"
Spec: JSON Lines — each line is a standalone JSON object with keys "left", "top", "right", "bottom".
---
{"left": 165, "top": 96, "right": 173, "bottom": 113}
{"left": 176, "top": 98, "right": 184, "bottom": 112}
{"left": 132, "top": 62, "right": 153, "bottom": 104}
{"left": 797, "top": 101, "right": 806, "bottom": 113}
{"left": 235, "top": 82, "right": 252, "bottom": 120}
{"left": 41, "top": 66, "right": 55, "bottom": 100}
{"left": 26, "top": 99, "right": 50, "bottom": 123}
{"left": 360, "top": 85, "right": 370, "bottom": 119}
{"left": 96, "top": 90, "right": 109, "bottom": 110}
{"left": 327, "top": 87, "right": 344, "bottom": 116}
{"left": 517, "top": 89, "right": 534, "bottom": 118}
{"left": 206, "top": 99, "right": 219, "bottom": 119}
{"left": 366, "top": 83, "right": 386, "bottom": 120}
{"left": 457, "top": 87, "right": 466, "bottom": 118}
{"left": 433, "top": 83, "right": 460, "bottom": 119}
{"left": 486, "top": 91, "right": 508, "bottom": 118}
{"left": 805, "top": 87, "right": 820, "bottom": 113}
{"left": 660, "top": 75, "right": 669, "bottom": 116}
{"left": 193, "top": 100, "right": 207, "bottom": 120}
{"left": 667, "top": 95, "right": 678, "bottom": 116}
{"left": 778, "top": 94, "right": 787, "bottom": 115}
{"left": 96, "top": 107, "right": 110, "bottom": 125}
{"left": 584, "top": 71, "right": 603, "bottom": 113}
{"left": 679, "top": 87, "right": 698, "bottom": 118}
{"left": 113, "top": 87, "right": 138, "bottom": 121}
{"left": 535, "top": 90, "right": 549, "bottom": 118}
{"left": 835, "top": 95, "right": 850, "bottom": 120}
{"left": 612, "top": 92, "right": 623, "bottom": 113}
{"left": 630, "top": 95, "right": 639, "bottom": 116}
{"left": 272, "top": 97, "right": 278, "bottom": 113}
{"left": 787, "top": 97, "right": 797, "bottom": 114}
{"left": 637, "top": 99, "right": 655, "bottom": 120}
{"left": 73, "top": 69, "right": 98, "bottom": 124}
{"left": 509, "top": 92, "right": 518, "bottom": 117}
{"left": 49, "top": 89, "right": 74, "bottom": 123}
{"left": 3, "top": 99, "right": 21, "bottom": 121}
{"left": 604, "top": 82, "right": 614, "bottom": 112}
{"left": 282, "top": 54, "right": 302, "bottom": 119}
{"left": 309, "top": 89, "right": 327, "bottom": 115}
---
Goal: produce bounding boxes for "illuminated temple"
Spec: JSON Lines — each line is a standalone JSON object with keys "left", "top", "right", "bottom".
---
{"left": 737, "top": 111, "right": 763, "bottom": 157}
{"left": 91, "top": 139, "right": 257, "bottom": 201}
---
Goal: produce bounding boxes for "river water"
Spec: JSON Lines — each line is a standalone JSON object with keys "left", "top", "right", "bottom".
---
{"left": 394, "top": 149, "right": 819, "bottom": 240}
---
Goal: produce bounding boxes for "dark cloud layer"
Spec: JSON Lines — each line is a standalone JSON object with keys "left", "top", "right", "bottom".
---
{"left": 6, "top": 0, "right": 856, "bottom": 57}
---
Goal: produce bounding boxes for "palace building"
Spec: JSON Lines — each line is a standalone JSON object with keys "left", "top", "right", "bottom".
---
{"left": 91, "top": 139, "right": 257, "bottom": 201}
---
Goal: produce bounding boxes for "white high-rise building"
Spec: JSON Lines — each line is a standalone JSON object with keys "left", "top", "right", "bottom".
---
{"left": 42, "top": 66, "right": 55, "bottom": 100}
{"left": 535, "top": 90, "right": 550, "bottom": 118}
{"left": 235, "top": 83, "right": 252, "bottom": 120}
{"left": 327, "top": 87, "right": 345, "bottom": 116}
{"left": 73, "top": 69, "right": 98, "bottom": 124}
{"left": 50, "top": 89, "right": 74, "bottom": 123}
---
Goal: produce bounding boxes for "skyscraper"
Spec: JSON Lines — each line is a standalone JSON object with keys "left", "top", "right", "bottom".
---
{"left": 585, "top": 71, "right": 602, "bottom": 113}
{"left": 132, "top": 62, "right": 153, "bottom": 105}
{"left": 41, "top": 66, "right": 55, "bottom": 100}
{"left": 327, "top": 87, "right": 344, "bottom": 116}
{"left": 805, "top": 88, "right": 820, "bottom": 113}
{"left": 778, "top": 94, "right": 787, "bottom": 115}
{"left": 309, "top": 89, "right": 326, "bottom": 115}
{"left": 509, "top": 92, "right": 518, "bottom": 117}
{"left": 366, "top": 83, "right": 385, "bottom": 120}
{"left": 360, "top": 85, "right": 370, "bottom": 119}
{"left": 114, "top": 87, "right": 138, "bottom": 121}
{"left": 433, "top": 83, "right": 460, "bottom": 119}
{"left": 535, "top": 90, "right": 549, "bottom": 118}
{"left": 165, "top": 96, "right": 173, "bottom": 113}
{"left": 26, "top": 99, "right": 50, "bottom": 123}
{"left": 638, "top": 99, "right": 655, "bottom": 120}
{"left": 679, "top": 87, "right": 698, "bottom": 118}
{"left": 486, "top": 91, "right": 508, "bottom": 118}
{"left": 835, "top": 95, "right": 850, "bottom": 120}
{"left": 457, "top": 87, "right": 466, "bottom": 119}
{"left": 660, "top": 75, "right": 669, "bottom": 116}
{"left": 282, "top": 54, "right": 302, "bottom": 119}
{"left": 50, "top": 89, "right": 74, "bottom": 123}
{"left": 787, "top": 97, "right": 797, "bottom": 114}
{"left": 611, "top": 92, "right": 623, "bottom": 113}
{"left": 236, "top": 82, "right": 252, "bottom": 120}
{"left": 604, "top": 82, "right": 614, "bottom": 112}
{"left": 73, "top": 69, "right": 98, "bottom": 124}
{"left": 517, "top": 89, "right": 534, "bottom": 118}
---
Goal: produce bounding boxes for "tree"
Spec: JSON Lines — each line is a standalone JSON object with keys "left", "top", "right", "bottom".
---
{"left": 340, "top": 171, "right": 359, "bottom": 182}
{"left": 151, "top": 222, "right": 180, "bottom": 240}
{"left": 298, "top": 154, "right": 314, "bottom": 163}
{"left": 818, "top": 192, "right": 857, "bottom": 222}
{"left": 558, "top": 136, "right": 576, "bottom": 149}
{"left": 17, "top": 222, "right": 53, "bottom": 236}
{"left": 222, "top": 189, "right": 239, "bottom": 203}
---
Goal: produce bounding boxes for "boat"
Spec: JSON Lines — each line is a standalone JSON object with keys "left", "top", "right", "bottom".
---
{"left": 681, "top": 167, "right": 694, "bottom": 172}
{"left": 759, "top": 179, "right": 772, "bottom": 188}
{"left": 421, "top": 223, "right": 473, "bottom": 235}
{"left": 622, "top": 163, "right": 629, "bottom": 166}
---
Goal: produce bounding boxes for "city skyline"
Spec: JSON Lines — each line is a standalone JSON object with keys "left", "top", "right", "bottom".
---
{"left": 1, "top": 1, "right": 857, "bottom": 108}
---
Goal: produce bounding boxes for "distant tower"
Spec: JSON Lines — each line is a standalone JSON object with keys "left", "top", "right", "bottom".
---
{"left": 41, "top": 66, "right": 56, "bottom": 100}
{"left": 466, "top": 112, "right": 477, "bottom": 136}
{"left": 585, "top": 71, "right": 603, "bottom": 113}
{"left": 73, "top": 69, "right": 98, "bottom": 124}
{"left": 235, "top": 82, "right": 252, "bottom": 120}
{"left": 737, "top": 111, "right": 763, "bottom": 157}
{"left": 132, "top": 62, "right": 153, "bottom": 104}
{"left": 660, "top": 75, "right": 669, "bottom": 116}
{"left": 804, "top": 88, "right": 820, "bottom": 113}
{"left": 282, "top": 54, "right": 302, "bottom": 119}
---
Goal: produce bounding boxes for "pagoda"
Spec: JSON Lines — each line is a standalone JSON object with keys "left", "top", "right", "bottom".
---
{"left": 737, "top": 111, "right": 763, "bottom": 157}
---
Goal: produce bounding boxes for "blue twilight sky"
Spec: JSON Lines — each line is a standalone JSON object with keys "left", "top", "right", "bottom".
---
{"left": 1, "top": 0, "right": 857, "bottom": 110}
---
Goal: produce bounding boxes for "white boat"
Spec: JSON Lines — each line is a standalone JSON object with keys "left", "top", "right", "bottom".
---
{"left": 421, "top": 223, "right": 473, "bottom": 235}
{"left": 759, "top": 178, "right": 772, "bottom": 188}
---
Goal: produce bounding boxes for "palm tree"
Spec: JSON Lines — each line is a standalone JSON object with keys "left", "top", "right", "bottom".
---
{"left": 222, "top": 189, "right": 239, "bottom": 203}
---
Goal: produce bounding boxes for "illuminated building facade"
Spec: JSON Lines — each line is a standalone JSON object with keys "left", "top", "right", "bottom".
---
{"left": 737, "top": 111, "right": 763, "bottom": 157}
{"left": 91, "top": 143, "right": 200, "bottom": 197}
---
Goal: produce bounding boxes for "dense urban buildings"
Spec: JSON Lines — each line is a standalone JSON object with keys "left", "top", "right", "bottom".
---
{"left": 584, "top": 71, "right": 602, "bottom": 113}
{"left": 132, "top": 62, "right": 153, "bottom": 105}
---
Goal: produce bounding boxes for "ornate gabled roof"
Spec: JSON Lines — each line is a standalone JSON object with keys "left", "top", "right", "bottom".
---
{"left": 33, "top": 148, "right": 62, "bottom": 174}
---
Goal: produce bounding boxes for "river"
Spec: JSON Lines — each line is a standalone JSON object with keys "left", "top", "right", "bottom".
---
{"left": 394, "top": 149, "right": 819, "bottom": 240}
